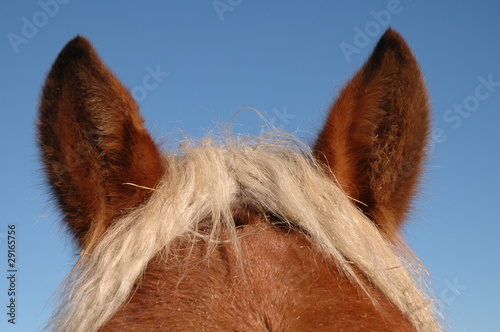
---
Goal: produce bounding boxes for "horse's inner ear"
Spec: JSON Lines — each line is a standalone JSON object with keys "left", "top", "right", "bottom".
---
{"left": 38, "top": 36, "right": 165, "bottom": 250}
{"left": 313, "top": 29, "right": 430, "bottom": 239}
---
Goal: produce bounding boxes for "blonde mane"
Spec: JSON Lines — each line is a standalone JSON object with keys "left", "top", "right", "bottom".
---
{"left": 47, "top": 132, "right": 439, "bottom": 332}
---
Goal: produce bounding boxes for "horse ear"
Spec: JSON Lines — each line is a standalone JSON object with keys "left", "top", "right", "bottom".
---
{"left": 38, "top": 36, "right": 165, "bottom": 250}
{"left": 313, "top": 29, "right": 430, "bottom": 239}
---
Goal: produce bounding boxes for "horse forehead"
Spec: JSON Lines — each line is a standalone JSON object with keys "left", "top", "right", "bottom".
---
{"left": 102, "top": 223, "right": 414, "bottom": 331}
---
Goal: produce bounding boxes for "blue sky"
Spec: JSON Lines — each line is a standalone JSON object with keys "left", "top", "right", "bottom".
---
{"left": 1, "top": 1, "right": 499, "bottom": 331}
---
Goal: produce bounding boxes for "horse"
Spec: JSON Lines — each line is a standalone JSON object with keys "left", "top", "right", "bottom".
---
{"left": 38, "top": 28, "right": 440, "bottom": 331}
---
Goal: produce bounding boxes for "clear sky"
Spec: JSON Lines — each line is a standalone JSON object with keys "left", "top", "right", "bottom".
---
{"left": 1, "top": 1, "right": 499, "bottom": 331}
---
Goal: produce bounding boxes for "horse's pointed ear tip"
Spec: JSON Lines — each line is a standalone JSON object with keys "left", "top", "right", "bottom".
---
{"left": 378, "top": 28, "right": 409, "bottom": 48}
{"left": 63, "top": 35, "right": 93, "bottom": 52}
{"left": 53, "top": 36, "right": 95, "bottom": 62}
{"left": 50, "top": 35, "right": 97, "bottom": 70}
{"left": 374, "top": 28, "right": 415, "bottom": 61}
{"left": 381, "top": 28, "right": 403, "bottom": 40}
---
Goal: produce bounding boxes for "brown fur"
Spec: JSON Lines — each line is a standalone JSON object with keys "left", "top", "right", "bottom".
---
{"left": 38, "top": 36, "right": 165, "bottom": 250}
{"left": 103, "top": 219, "right": 414, "bottom": 331}
{"left": 314, "top": 29, "right": 430, "bottom": 240}
{"left": 39, "top": 29, "right": 434, "bottom": 331}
